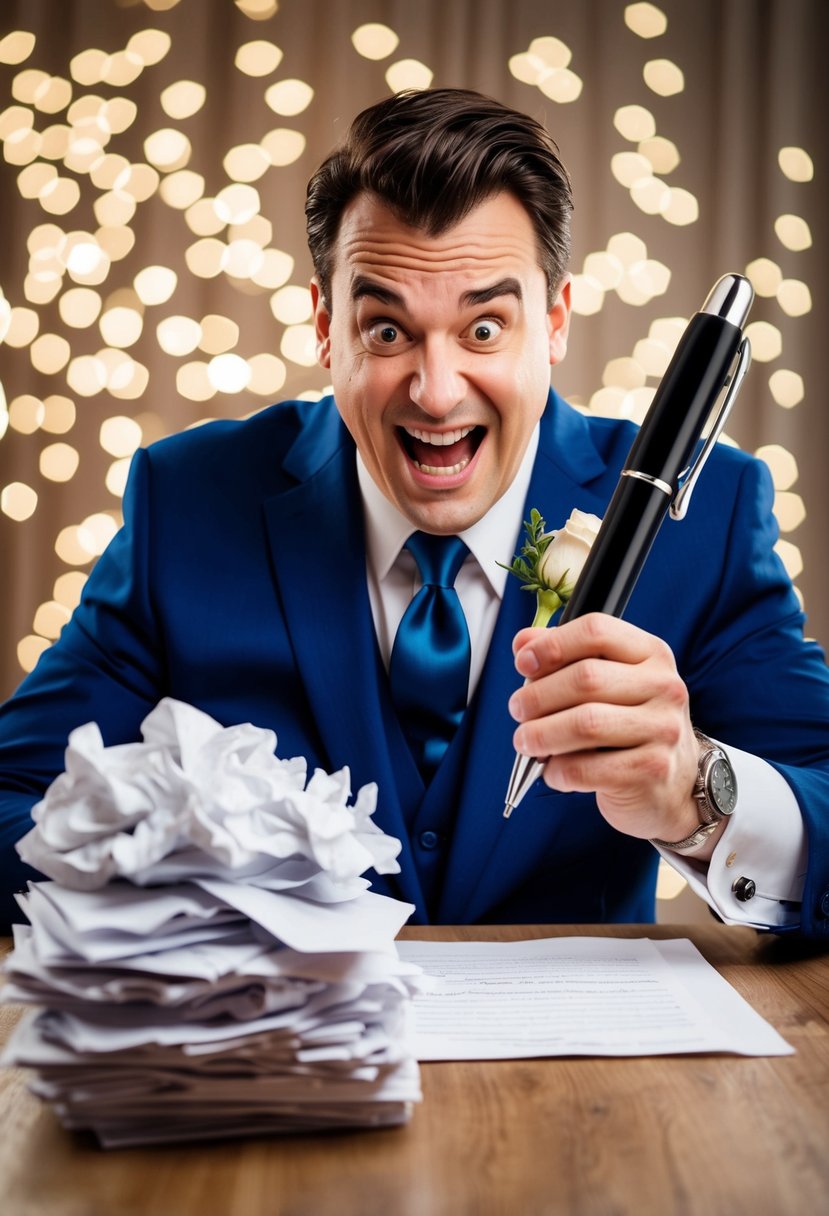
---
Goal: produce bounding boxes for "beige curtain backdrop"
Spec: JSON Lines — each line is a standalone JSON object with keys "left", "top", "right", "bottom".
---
{"left": 1, "top": 0, "right": 826, "bottom": 708}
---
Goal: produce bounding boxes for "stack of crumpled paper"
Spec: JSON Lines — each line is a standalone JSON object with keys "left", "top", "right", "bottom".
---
{"left": 1, "top": 699, "right": 424, "bottom": 1147}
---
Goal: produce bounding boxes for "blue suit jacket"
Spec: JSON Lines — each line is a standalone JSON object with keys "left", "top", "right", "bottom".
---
{"left": 2, "top": 391, "right": 828, "bottom": 933}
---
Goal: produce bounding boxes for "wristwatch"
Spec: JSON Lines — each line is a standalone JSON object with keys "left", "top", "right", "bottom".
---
{"left": 651, "top": 730, "right": 738, "bottom": 853}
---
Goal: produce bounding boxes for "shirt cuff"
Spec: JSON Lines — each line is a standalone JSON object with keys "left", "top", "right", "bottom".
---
{"left": 655, "top": 743, "right": 806, "bottom": 930}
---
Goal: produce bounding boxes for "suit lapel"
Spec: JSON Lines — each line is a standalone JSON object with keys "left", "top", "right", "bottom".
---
{"left": 438, "top": 393, "right": 614, "bottom": 922}
{"left": 262, "top": 409, "right": 427, "bottom": 912}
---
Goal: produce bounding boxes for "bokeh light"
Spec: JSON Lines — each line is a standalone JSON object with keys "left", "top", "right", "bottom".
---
{"left": 235, "top": 40, "right": 284, "bottom": 77}
{"left": 156, "top": 314, "right": 202, "bottom": 355}
{"left": 260, "top": 126, "right": 305, "bottom": 165}
{"left": 624, "top": 3, "right": 668, "bottom": 38}
{"left": 352, "top": 24, "right": 399, "bottom": 60}
{"left": 207, "top": 352, "right": 250, "bottom": 392}
{"left": 160, "top": 80, "right": 206, "bottom": 119}
{"left": 100, "top": 414, "right": 142, "bottom": 457}
{"left": 0, "top": 31, "right": 37, "bottom": 64}
{"left": 643, "top": 59, "right": 684, "bottom": 96}
{"left": 614, "top": 104, "right": 656, "bottom": 142}
{"left": 39, "top": 442, "right": 79, "bottom": 481}
{"left": 385, "top": 59, "right": 433, "bottom": 92}
{"left": 53, "top": 570, "right": 87, "bottom": 610}
{"left": 264, "top": 79, "right": 314, "bottom": 116}
{"left": 2, "top": 481, "right": 39, "bottom": 521}
{"left": 756, "top": 444, "right": 798, "bottom": 491}
{"left": 778, "top": 146, "right": 813, "bottom": 182}
{"left": 133, "top": 264, "right": 177, "bottom": 305}
{"left": 774, "top": 214, "right": 812, "bottom": 251}
{"left": 280, "top": 323, "right": 317, "bottom": 366}
{"left": 744, "top": 320, "right": 783, "bottom": 363}
{"left": 769, "top": 370, "right": 804, "bottom": 410}
{"left": 144, "top": 127, "right": 191, "bottom": 171}
{"left": 776, "top": 279, "right": 812, "bottom": 317}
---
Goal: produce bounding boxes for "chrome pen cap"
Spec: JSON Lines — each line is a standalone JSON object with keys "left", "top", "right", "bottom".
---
{"left": 701, "top": 273, "right": 754, "bottom": 330}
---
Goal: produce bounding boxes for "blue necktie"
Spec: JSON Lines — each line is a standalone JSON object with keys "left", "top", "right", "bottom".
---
{"left": 389, "top": 532, "right": 471, "bottom": 781}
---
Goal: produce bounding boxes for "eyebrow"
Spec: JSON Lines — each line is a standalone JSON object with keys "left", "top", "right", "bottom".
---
{"left": 460, "top": 278, "right": 523, "bottom": 308}
{"left": 349, "top": 274, "right": 524, "bottom": 310}
{"left": 350, "top": 276, "right": 405, "bottom": 307}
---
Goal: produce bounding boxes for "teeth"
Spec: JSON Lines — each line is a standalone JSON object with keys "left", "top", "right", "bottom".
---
{"left": 405, "top": 425, "right": 475, "bottom": 446}
{"left": 414, "top": 458, "right": 470, "bottom": 476}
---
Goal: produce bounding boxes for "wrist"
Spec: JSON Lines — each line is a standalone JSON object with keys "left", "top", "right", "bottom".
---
{"left": 650, "top": 731, "right": 737, "bottom": 855}
{"left": 659, "top": 816, "right": 728, "bottom": 861}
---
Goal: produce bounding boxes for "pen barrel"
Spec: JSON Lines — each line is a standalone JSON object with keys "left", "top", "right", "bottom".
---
{"left": 624, "top": 311, "right": 743, "bottom": 478}
{"left": 560, "top": 477, "right": 668, "bottom": 621}
{"left": 561, "top": 310, "right": 743, "bottom": 625}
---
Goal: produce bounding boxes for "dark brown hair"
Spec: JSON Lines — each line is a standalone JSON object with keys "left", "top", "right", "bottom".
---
{"left": 305, "top": 88, "right": 573, "bottom": 307}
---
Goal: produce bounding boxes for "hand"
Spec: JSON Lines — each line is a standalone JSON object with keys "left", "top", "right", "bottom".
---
{"left": 508, "top": 614, "right": 715, "bottom": 851}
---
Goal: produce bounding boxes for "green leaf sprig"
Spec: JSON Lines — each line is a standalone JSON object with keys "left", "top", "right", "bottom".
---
{"left": 498, "top": 508, "right": 568, "bottom": 628}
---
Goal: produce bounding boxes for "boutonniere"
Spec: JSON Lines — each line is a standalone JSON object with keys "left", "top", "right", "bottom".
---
{"left": 500, "top": 507, "right": 602, "bottom": 627}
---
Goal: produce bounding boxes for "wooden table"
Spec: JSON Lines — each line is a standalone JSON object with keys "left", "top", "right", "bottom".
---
{"left": 2, "top": 923, "right": 828, "bottom": 1216}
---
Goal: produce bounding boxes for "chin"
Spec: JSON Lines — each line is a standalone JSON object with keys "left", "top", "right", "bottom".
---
{"left": 402, "top": 498, "right": 489, "bottom": 536}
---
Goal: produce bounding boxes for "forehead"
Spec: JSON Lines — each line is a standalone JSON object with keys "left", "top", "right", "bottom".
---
{"left": 330, "top": 191, "right": 545, "bottom": 291}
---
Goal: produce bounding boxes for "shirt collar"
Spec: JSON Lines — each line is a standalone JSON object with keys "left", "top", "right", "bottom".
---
{"left": 356, "top": 426, "right": 540, "bottom": 599}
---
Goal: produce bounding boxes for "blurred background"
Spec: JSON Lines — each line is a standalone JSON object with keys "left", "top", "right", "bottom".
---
{"left": 0, "top": 0, "right": 825, "bottom": 920}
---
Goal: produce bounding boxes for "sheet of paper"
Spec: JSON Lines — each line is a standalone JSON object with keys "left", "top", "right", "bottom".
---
{"left": 396, "top": 936, "right": 793, "bottom": 1059}
{"left": 193, "top": 878, "right": 412, "bottom": 954}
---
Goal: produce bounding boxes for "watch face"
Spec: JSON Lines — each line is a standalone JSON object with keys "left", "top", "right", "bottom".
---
{"left": 709, "top": 758, "right": 737, "bottom": 815}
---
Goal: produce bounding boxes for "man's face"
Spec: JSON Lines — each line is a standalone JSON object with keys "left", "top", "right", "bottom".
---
{"left": 312, "top": 191, "right": 571, "bottom": 535}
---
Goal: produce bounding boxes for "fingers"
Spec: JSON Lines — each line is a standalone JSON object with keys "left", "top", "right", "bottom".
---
{"left": 509, "top": 654, "right": 671, "bottom": 725}
{"left": 512, "top": 613, "right": 672, "bottom": 678}
{"left": 507, "top": 614, "right": 701, "bottom": 842}
{"left": 539, "top": 735, "right": 677, "bottom": 797}
{"left": 509, "top": 615, "right": 688, "bottom": 756}
{"left": 511, "top": 693, "right": 685, "bottom": 761}
{"left": 541, "top": 737, "right": 700, "bottom": 845}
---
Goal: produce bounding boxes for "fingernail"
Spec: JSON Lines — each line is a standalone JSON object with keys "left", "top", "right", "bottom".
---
{"left": 508, "top": 693, "right": 524, "bottom": 722}
{"left": 516, "top": 647, "right": 539, "bottom": 675}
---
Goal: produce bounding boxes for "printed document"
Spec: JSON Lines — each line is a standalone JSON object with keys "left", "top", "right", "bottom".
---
{"left": 396, "top": 936, "right": 792, "bottom": 1059}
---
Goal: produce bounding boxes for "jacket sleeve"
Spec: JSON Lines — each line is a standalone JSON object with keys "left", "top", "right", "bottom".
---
{"left": 680, "top": 454, "right": 829, "bottom": 938}
{"left": 0, "top": 448, "right": 164, "bottom": 930}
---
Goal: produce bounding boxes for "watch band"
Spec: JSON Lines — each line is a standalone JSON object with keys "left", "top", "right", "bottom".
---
{"left": 650, "top": 820, "right": 720, "bottom": 853}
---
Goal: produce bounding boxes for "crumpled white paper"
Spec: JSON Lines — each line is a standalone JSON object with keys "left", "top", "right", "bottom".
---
{"left": 17, "top": 698, "right": 402, "bottom": 890}
{"left": 4, "top": 699, "right": 423, "bottom": 1147}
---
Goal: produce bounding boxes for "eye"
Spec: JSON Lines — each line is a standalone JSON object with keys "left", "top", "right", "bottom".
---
{"left": 367, "top": 320, "right": 406, "bottom": 348}
{"left": 468, "top": 318, "right": 504, "bottom": 344}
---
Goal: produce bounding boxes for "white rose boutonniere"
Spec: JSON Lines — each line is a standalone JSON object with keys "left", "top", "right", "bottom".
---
{"left": 501, "top": 507, "right": 603, "bottom": 627}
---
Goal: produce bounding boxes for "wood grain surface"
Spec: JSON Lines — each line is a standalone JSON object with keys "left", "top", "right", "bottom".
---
{"left": 2, "top": 923, "right": 827, "bottom": 1216}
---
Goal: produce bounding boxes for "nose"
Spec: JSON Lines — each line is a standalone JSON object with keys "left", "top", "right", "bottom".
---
{"left": 408, "top": 338, "right": 466, "bottom": 418}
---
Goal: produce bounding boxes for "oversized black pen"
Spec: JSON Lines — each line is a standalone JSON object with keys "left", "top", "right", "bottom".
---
{"left": 503, "top": 272, "right": 755, "bottom": 817}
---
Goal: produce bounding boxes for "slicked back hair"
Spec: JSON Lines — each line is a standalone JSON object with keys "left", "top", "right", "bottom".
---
{"left": 305, "top": 88, "right": 573, "bottom": 308}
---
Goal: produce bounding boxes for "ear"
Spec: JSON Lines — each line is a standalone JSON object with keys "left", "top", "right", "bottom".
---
{"left": 310, "top": 276, "right": 331, "bottom": 368}
{"left": 547, "top": 275, "right": 572, "bottom": 366}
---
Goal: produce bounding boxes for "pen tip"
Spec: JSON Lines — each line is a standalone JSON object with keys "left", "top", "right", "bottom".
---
{"left": 503, "top": 804, "right": 513, "bottom": 819}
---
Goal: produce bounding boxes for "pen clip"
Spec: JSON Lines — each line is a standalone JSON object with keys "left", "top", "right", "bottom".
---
{"left": 670, "top": 336, "right": 752, "bottom": 521}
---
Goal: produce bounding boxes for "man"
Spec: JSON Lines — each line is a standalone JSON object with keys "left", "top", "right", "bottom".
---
{"left": 1, "top": 89, "right": 828, "bottom": 934}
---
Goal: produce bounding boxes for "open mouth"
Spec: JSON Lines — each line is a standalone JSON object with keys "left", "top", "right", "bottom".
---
{"left": 398, "top": 425, "right": 486, "bottom": 476}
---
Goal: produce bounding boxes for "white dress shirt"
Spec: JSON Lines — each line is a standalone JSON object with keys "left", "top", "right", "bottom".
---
{"left": 355, "top": 430, "right": 806, "bottom": 931}
{"left": 357, "top": 429, "right": 539, "bottom": 695}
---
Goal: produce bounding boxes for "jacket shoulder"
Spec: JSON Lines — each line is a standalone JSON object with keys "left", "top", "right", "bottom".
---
{"left": 142, "top": 395, "right": 344, "bottom": 489}
{"left": 572, "top": 399, "right": 765, "bottom": 486}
